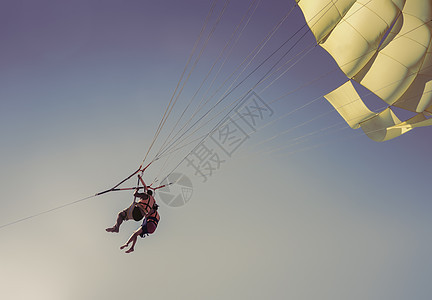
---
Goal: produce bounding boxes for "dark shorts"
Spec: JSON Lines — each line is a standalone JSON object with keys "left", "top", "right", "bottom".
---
{"left": 140, "top": 219, "right": 158, "bottom": 237}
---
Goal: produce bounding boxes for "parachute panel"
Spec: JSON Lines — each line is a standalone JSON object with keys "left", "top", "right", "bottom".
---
{"left": 320, "top": 0, "right": 401, "bottom": 78}
{"left": 296, "top": 0, "right": 356, "bottom": 43}
{"left": 393, "top": 74, "right": 432, "bottom": 113}
{"left": 297, "top": 0, "right": 432, "bottom": 141}
{"left": 393, "top": 37, "right": 432, "bottom": 112}
{"left": 359, "top": 108, "right": 405, "bottom": 142}
{"left": 324, "top": 81, "right": 376, "bottom": 129}
{"left": 358, "top": 13, "right": 432, "bottom": 106}
{"left": 403, "top": 0, "right": 432, "bottom": 23}
{"left": 396, "top": 112, "right": 432, "bottom": 129}
{"left": 359, "top": 108, "right": 432, "bottom": 142}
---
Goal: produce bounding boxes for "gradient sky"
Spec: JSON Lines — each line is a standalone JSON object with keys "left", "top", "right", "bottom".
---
{"left": 1, "top": 1, "right": 431, "bottom": 299}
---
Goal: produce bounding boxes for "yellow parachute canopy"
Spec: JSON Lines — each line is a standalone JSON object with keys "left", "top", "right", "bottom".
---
{"left": 297, "top": 0, "right": 432, "bottom": 141}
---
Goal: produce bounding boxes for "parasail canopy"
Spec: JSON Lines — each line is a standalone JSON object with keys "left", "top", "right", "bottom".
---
{"left": 297, "top": 0, "right": 432, "bottom": 141}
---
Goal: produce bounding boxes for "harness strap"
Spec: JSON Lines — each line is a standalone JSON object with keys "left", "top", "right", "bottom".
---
{"left": 147, "top": 216, "right": 159, "bottom": 225}
{"left": 137, "top": 200, "right": 152, "bottom": 212}
{"left": 135, "top": 193, "right": 155, "bottom": 214}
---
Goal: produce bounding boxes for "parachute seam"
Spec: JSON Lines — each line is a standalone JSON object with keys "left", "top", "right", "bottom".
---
{"left": 335, "top": 1, "right": 390, "bottom": 51}
{"left": 343, "top": 20, "right": 371, "bottom": 49}
{"left": 330, "top": 0, "right": 342, "bottom": 19}
{"left": 354, "top": 2, "right": 394, "bottom": 28}
{"left": 396, "top": 34, "right": 430, "bottom": 49}
{"left": 378, "top": 51, "right": 421, "bottom": 70}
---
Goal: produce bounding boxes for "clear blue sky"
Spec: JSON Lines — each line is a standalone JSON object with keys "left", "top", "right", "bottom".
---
{"left": 1, "top": 1, "right": 431, "bottom": 299}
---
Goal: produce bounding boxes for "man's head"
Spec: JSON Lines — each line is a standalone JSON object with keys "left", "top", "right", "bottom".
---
{"left": 147, "top": 190, "right": 153, "bottom": 196}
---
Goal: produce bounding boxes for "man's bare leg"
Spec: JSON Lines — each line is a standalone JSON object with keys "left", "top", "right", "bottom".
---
{"left": 121, "top": 228, "right": 142, "bottom": 253}
{"left": 106, "top": 211, "right": 126, "bottom": 233}
{"left": 122, "top": 234, "right": 137, "bottom": 253}
{"left": 125, "top": 245, "right": 136, "bottom": 253}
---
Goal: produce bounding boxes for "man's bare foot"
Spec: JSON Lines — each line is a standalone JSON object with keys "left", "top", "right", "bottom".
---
{"left": 106, "top": 226, "right": 119, "bottom": 233}
{"left": 125, "top": 247, "right": 134, "bottom": 253}
{"left": 120, "top": 244, "right": 128, "bottom": 250}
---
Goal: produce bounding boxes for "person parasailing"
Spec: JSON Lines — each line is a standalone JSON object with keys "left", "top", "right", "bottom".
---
{"left": 119, "top": 194, "right": 160, "bottom": 253}
{"left": 106, "top": 175, "right": 160, "bottom": 242}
